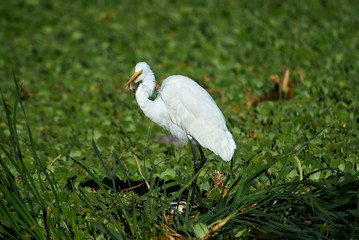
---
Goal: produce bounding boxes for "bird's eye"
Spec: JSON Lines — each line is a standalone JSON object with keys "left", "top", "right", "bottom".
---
{"left": 133, "top": 70, "right": 143, "bottom": 82}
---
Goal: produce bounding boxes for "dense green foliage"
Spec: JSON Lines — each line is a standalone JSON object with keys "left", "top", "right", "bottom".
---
{"left": 1, "top": 0, "right": 358, "bottom": 239}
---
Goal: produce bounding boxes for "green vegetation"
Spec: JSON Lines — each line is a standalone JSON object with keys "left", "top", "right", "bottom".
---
{"left": 1, "top": 0, "right": 358, "bottom": 239}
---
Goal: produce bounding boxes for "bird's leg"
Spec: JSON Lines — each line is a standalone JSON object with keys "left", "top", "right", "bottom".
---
{"left": 190, "top": 140, "right": 200, "bottom": 173}
{"left": 189, "top": 139, "right": 200, "bottom": 211}
{"left": 197, "top": 145, "right": 207, "bottom": 168}
{"left": 177, "top": 139, "right": 198, "bottom": 212}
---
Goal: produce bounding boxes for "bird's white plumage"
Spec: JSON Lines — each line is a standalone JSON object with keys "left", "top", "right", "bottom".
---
{"left": 128, "top": 62, "right": 236, "bottom": 161}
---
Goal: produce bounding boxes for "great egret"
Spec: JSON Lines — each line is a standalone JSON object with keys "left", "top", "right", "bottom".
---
{"left": 126, "top": 62, "right": 236, "bottom": 174}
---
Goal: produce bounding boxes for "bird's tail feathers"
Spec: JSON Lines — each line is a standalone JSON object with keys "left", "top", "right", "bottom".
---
{"left": 218, "top": 133, "right": 236, "bottom": 162}
{"left": 200, "top": 129, "right": 236, "bottom": 162}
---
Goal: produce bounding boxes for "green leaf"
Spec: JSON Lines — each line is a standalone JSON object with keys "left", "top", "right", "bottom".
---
{"left": 193, "top": 222, "right": 209, "bottom": 239}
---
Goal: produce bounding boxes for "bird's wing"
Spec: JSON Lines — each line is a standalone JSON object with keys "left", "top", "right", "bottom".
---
{"left": 159, "top": 76, "right": 236, "bottom": 161}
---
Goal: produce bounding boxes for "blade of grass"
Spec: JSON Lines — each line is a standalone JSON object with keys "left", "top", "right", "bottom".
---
{"left": 91, "top": 222, "right": 123, "bottom": 240}
{"left": 92, "top": 138, "right": 110, "bottom": 177}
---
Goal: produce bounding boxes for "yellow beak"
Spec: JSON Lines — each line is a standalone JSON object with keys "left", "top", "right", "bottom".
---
{"left": 126, "top": 70, "right": 143, "bottom": 87}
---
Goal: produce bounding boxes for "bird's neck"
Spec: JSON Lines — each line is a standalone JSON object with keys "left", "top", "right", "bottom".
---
{"left": 135, "top": 72, "right": 157, "bottom": 117}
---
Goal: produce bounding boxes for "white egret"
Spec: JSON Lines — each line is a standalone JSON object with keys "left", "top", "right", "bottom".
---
{"left": 126, "top": 62, "right": 236, "bottom": 174}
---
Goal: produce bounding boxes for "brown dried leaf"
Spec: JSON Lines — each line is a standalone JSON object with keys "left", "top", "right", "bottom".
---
{"left": 20, "top": 85, "right": 31, "bottom": 100}
{"left": 206, "top": 89, "right": 225, "bottom": 104}
{"left": 246, "top": 95, "right": 260, "bottom": 109}
{"left": 202, "top": 75, "right": 212, "bottom": 82}
{"left": 203, "top": 218, "right": 229, "bottom": 240}
{"left": 287, "top": 81, "right": 294, "bottom": 100}
{"left": 282, "top": 66, "right": 290, "bottom": 93}
{"left": 120, "top": 182, "right": 146, "bottom": 193}
{"left": 250, "top": 131, "right": 259, "bottom": 138}
{"left": 124, "top": 149, "right": 150, "bottom": 190}
{"left": 212, "top": 170, "right": 223, "bottom": 188}
{"left": 270, "top": 74, "right": 281, "bottom": 84}
{"left": 296, "top": 66, "right": 304, "bottom": 82}
{"left": 162, "top": 224, "right": 188, "bottom": 240}
{"left": 240, "top": 203, "right": 258, "bottom": 212}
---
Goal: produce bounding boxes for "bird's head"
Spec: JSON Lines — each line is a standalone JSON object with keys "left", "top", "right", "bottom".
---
{"left": 126, "top": 62, "right": 151, "bottom": 93}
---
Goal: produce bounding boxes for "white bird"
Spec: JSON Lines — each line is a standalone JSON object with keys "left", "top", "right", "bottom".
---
{"left": 126, "top": 62, "right": 236, "bottom": 174}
